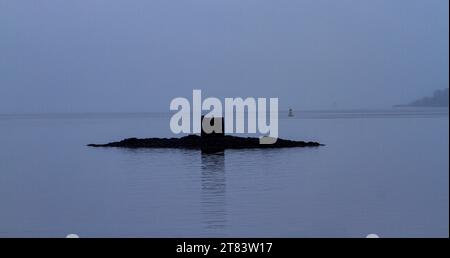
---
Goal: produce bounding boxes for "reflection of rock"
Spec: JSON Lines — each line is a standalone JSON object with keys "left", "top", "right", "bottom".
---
{"left": 201, "top": 153, "right": 226, "bottom": 230}
{"left": 88, "top": 135, "right": 322, "bottom": 150}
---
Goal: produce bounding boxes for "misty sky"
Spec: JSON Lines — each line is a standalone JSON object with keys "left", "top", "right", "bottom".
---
{"left": 0, "top": 0, "right": 448, "bottom": 113}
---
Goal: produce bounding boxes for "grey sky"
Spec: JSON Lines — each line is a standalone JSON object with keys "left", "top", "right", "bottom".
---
{"left": 0, "top": 0, "right": 448, "bottom": 113}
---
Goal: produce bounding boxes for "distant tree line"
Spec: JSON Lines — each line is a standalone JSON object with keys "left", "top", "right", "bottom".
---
{"left": 397, "top": 88, "right": 449, "bottom": 107}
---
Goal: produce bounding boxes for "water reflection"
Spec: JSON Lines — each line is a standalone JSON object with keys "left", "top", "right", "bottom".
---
{"left": 201, "top": 152, "right": 226, "bottom": 230}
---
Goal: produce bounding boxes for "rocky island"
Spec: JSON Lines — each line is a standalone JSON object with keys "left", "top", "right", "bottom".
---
{"left": 88, "top": 134, "right": 322, "bottom": 150}
{"left": 88, "top": 117, "right": 322, "bottom": 153}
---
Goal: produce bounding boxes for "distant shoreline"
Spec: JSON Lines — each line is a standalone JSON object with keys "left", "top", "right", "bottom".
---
{"left": 395, "top": 88, "right": 449, "bottom": 108}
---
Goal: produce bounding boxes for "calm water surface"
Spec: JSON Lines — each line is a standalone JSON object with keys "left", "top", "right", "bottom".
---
{"left": 0, "top": 109, "right": 448, "bottom": 237}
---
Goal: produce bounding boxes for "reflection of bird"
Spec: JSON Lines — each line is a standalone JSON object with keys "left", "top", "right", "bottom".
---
{"left": 288, "top": 108, "right": 294, "bottom": 117}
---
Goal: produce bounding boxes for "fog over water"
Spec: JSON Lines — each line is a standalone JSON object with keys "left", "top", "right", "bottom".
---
{"left": 0, "top": 0, "right": 448, "bottom": 113}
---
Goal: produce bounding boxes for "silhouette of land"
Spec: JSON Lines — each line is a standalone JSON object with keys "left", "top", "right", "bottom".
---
{"left": 395, "top": 88, "right": 449, "bottom": 107}
{"left": 88, "top": 135, "right": 322, "bottom": 150}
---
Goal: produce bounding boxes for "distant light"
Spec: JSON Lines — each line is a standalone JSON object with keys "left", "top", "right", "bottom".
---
{"left": 66, "top": 234, "right": 80, "bottom": 238}
{"left": 366, "top": 234, "right": 380, "bottom": 238}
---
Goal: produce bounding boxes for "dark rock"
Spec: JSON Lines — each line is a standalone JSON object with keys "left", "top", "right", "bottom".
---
{"left": 201, "top": 116, "right": 225, "bottom": 153}
{"left": 87, "top": 134, "right": 323, "bottom": 150}
{"left": 88, "top": 116, "right": 323, "bottom": 152}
